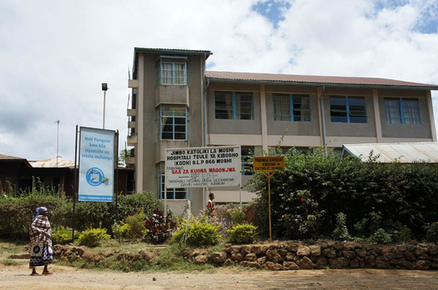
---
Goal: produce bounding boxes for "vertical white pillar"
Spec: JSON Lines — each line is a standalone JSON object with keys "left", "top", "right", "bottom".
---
{"left": 372, "top": 89, "right": 383, "bottom": 143}
{"left": 260, "top": 84, "right": 268, "bottom": 154}
{"left": 136, "top": 55, "right": 144, "bottom": 193}
{"left": 427, "top": 91, "right": 437, "bottom": 142}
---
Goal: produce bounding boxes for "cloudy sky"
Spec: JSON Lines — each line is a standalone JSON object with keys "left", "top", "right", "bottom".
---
{"left": 1, "top": 0, "right": 437, "bottom": 161}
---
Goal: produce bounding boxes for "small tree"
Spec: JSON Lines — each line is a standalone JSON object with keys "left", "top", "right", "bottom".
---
{"left": 118, "top": 149, "right": 129, "bottom": 166}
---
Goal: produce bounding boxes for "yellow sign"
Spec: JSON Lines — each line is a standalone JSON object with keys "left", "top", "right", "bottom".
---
{"left": 253, "top": 156, "right": 285, "bottom": 172}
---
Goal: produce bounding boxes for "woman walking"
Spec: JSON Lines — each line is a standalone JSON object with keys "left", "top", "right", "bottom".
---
{"left": 29, "top": 207, "right": 53, "bottom": 276}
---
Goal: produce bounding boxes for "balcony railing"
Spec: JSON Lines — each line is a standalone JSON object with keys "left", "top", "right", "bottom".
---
{"left": 127, "top": 109, "right": 137, "bottom": 117}
{"left": 128, "top": 79, "right": 139, "bottom": 88}
{"left": 127, "top": 134, "right": 138, "bottom": 146}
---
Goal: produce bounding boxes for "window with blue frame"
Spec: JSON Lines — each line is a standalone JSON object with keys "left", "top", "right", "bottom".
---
{"left": 215, "top": 92, "right": 253, "bottom": 120}
{"left": 384, "top": 98, "right": 421, "bottom": 125}
{"left": 330, "top": 96, "right": 367, "bottom": 123}
{"left": 272, "top": 146, "right": 309, "bottom": 155}
{"left": 159, "top": 59, "right": 187, "bottom": 85}
{"left": 156, "top": 162, "right": 187, "bottom": 199}
{"left": 241, "top": 147, "right": 254, "bottom": 175}
{"left": 156, "top": 105, "right": 188, "bottom": 141}
{"left": 273, "top": 94, "right": 311, "bottom": 121}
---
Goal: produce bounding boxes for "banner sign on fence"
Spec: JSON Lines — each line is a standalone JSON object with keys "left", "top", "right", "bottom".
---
{"left": 165, "top": 146, "right": 241, "bottom": 188}
{"left": 78, "top": 127, "right": 115, "bottom": 202}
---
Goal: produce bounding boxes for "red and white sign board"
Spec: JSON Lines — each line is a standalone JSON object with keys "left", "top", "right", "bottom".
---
{"left": 165, "top": 146, "right": 241, "bottom": 188}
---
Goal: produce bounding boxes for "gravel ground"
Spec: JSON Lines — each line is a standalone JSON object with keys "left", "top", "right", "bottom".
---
{"left": 1, "top": 263, "right": 438, "bottom": 290}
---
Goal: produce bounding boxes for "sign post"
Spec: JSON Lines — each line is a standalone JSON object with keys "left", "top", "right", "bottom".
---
{"left": 78, "top": 127, "right": 116, "bottom": 202}
{"left": 253, "top": 156, "right": 285, "bottom": 242}
{"left": 165, "top": 145, "right": 242, "bottom": 217}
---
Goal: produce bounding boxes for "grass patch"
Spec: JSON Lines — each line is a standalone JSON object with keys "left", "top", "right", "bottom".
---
{"left": 53, "top": 240, "right": 220, "bottom": 273}
{"left": 0, "top": 239, "right": 27, "bottom": 259}
{"left": 0, "top": 239, "right": 256, "bottom": 273}
{"left": 1, "top": 258, "right": 21, "bottom": 266}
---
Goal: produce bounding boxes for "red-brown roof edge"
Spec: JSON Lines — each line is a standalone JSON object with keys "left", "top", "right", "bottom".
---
{"left": 205, "top": 71, "right": 438, "bottom": 90}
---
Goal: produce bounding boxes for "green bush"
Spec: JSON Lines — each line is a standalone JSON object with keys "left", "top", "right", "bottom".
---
{"left": 0, "top": 191, "right": 161, "bottom": 239}
{"left": 226, "top": 206, "right": 247, "bottom": 225}
{"left": 424, "top": 222, "right": 438, "bottom": 243}
{"left": 392, "top": 224, "right": 412, "bottom": 244}
{"left": 123, "top": 212, "right": 148, "bottom": 240}
{"left": 111, "top": 222, "right": 123, "bottom": 242}
{"left": 227, "top": 224, "right": 257, "bottom": 244}
{"left": 0, "top": 193, "right": 62, "bottom": 239}
{"left": 173, "top": 215, "right": 220, "bottom": 246}
{"left": 370, "top": 228, "right": 392, "bottom": 244}
{"left": 76, "top": 228, "right": 110, "bottom": 247}
{"left": 246, "top": 147, "right": 438, "bottom": 241}
{"left": 333, "top": 212, "right": 350, "bottom": 241}
{"left": 53, "top": 226, "right": 78, "bottom": 245}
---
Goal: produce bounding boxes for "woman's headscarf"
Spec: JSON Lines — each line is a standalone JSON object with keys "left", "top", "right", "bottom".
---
{"left": 33, "top": 206, "right": 48, "bottom": 222}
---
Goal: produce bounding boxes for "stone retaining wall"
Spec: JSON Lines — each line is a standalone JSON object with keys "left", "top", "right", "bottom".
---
{"left": 52, "top": 241, "right": 438, "bottom": 271}
{"left": 215, "top": 241, "right": 438, "bottom": 270}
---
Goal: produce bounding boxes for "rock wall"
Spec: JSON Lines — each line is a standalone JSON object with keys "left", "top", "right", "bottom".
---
{"left": 53, "top": 241, "right": 438, "bottom": 271}
{"left": 190, "top": 241, "right": 438, "bottom": 271}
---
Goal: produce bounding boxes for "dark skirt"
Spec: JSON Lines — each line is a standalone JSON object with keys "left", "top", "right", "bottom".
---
{"left": 29, "top": 243, "right": 53, "bottom": 267}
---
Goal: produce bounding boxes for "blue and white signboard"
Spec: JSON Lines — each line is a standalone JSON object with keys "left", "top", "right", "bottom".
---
{"left": 78, "top": 127, "right": 115, "bottom": 202}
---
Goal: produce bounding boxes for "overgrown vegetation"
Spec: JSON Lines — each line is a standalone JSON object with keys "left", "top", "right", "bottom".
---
{"left": 172, "top": 214, "right": 221, "bottom": 247}
{"left": 76, "top": 227, "right": 111, "bottom": 247}
{"left": 53, "top": 226, "right": 79, "bottom": 245}
{"left": 246, "top": 147, "right": 438, "bottom": 243}
{"left": 227, "top": 224, "right": 258, "bottom": 244}
{"left": 0, "top": 191, "right": 162, "bottom": 239}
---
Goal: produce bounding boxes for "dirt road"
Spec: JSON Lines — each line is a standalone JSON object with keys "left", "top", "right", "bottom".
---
{"left": 1, "top": 263, "right": 437, "bottom": 290}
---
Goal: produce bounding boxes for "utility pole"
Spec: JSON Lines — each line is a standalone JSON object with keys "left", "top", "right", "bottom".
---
{"left": 102, "top": 83, "right": 108, "bottom": 129}
{"left": 56, "top": 120, "right": 60, "bottom": 167}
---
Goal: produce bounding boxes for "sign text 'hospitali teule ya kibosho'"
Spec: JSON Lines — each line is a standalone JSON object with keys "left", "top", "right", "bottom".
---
{"left": 165, "top": 146, "right": 241, "bottom": 188}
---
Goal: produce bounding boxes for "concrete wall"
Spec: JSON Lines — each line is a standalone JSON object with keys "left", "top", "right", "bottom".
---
{"left": 319, "top": 87, "right": 375, "bottom": 138}
{"left": 378, "top": 90, "right": 431, "bottom": 139}
{"left": 265, "top": 93, "right": 320, "bottom": 137}
{"left": 140, "top": 54, "right": 158, "bottom": 192}
{"left": 186, "top": 55, "right": 205, "bottom": 214}
{"left": 207, "top": 83, "right": 262, "bottom": 135}
{"left": 136, "top": 52, "right": 205, "bottom": 214}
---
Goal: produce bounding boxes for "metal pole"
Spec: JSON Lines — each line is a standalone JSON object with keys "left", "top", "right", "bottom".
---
{"left": 72, "top": 125, "right": 79, "bottom": 242}
{"left": 56, "top": 120, "right": 60, "bottom": 167}
{"left": 164, "top": 182, "right": 167, "bottom": 219}
{"left": 239, "top": 184, "right": 242, "bottom": 208}
{"left": 103, "top": 91, "right": 106, "bottom": 129}
{"left": 268, "top": 174, "right": 272, "bottom": 242}
{"left": 320, "top": 91, "right": 327, "bottom": 157}
{"left": 115, "top": 130, "right": 119, "bottom": 223}
{"left": 205, "top": 186, "right": 209, "bottom": 210}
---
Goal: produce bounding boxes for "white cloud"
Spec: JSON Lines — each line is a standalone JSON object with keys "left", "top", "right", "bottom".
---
{"left": 0, "top": 0, "right": 437, "bottom": 161}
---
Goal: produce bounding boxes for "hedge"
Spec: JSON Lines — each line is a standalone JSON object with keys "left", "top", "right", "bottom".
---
{"left": 0, "top": 192, "right": 162, "bottom": 239}
{"left": 246, "top": 148, "right": 438, "bottom": 242}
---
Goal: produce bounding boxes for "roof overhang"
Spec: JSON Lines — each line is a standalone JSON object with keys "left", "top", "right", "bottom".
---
{"left": 343, "top": 142, "right": 438, "bottom": 163}
{"left": 205, "top": 71, "right": 438, "bottom": 91}
{"left": 132, "top": 47, "right": 212, "bottom": 76}
{"left": 206, "top": 78, "right": 438, "bottom": 91}
{"left": 0, "top": 158, "right": 32, "bottom": 168}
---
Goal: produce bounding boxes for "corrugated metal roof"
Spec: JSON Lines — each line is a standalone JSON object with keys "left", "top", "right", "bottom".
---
{"left": 206, "top": 71, "right": 438, "bottom": 90}
{"left": 29, "top": 157, "right": 75, "bottom": 168}
{"left": 0, "top": 153, "right": 26, "bottom": 160}
{"left": 343, "top": 142, "right": 438, "bottom": 163}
